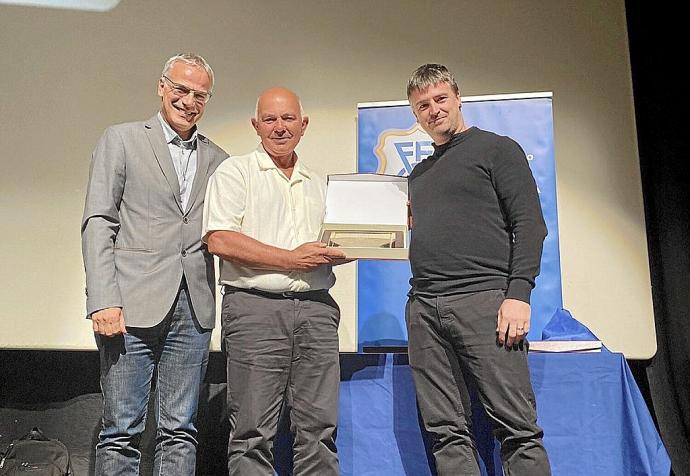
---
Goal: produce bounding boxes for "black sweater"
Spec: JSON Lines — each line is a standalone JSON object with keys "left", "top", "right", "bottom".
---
{"left": 408, "top": 127, "right": 547, "bottom": 303}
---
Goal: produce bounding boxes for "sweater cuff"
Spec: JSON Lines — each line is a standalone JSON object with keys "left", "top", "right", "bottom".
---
{"left": 506, "top": 278, "right": 533, "bottom": 304}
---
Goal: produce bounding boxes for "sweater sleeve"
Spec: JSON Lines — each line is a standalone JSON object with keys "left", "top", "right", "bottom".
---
{"left": 490, "top": 137, "right": 547, "bottom": 303}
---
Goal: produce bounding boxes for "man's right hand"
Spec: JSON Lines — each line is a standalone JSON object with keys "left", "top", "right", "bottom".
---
{"left": 92, "top": 307, "right": 127, "bottom": 336}
{"left": 290, "top": 241, "right": 345, "bottom": 271}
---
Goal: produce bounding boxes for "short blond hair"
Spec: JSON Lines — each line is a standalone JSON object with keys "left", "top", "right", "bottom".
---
{"left": 407, "top": 63, "right": 459, "bottom": 99}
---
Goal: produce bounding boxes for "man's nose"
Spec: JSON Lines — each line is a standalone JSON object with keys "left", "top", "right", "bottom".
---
{"left": 429, "top": 101, "right": 440, "bottom": 115}
{"left": 180, "top": 92, "right": 196, "bottom": 107}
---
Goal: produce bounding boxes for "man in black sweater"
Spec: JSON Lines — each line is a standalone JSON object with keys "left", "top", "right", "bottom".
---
{"left": 405, "top": 63, "right": 551, "bottom": 475}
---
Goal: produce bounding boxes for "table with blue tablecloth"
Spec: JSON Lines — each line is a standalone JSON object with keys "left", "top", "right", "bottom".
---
{"left": 0, "top": 350, "right": 670, "bottom": 475}
{"left": 335, "top": 351, "right": 670, "bottom": 476}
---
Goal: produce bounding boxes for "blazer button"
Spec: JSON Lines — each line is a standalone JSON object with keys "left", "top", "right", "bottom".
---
{"left": 181, "top": 250, "right": 188, "bottom": 257}
{"left": 183, "top": 217, "right": 189, "bottom": 224}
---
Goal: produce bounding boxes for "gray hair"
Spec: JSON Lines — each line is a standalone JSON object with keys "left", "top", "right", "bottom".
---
{"left": 406, "top": 63, "right": 459, "bottom": 99}
{"left": 161, "top": 53, "right": 215, "bottom": 92}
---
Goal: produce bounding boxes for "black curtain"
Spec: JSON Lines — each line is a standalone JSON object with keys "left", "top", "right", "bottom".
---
{"left": 626, "top": 3, "right": 690, "bottom": 474}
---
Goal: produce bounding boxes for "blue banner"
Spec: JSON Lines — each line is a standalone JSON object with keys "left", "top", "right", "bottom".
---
{"left": 357, "top": 95, "right": 561, "bottom": 349}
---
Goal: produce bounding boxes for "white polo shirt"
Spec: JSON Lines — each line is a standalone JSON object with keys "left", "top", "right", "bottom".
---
{"left": 202, "top": 145, "right": 335, "bottom": 292}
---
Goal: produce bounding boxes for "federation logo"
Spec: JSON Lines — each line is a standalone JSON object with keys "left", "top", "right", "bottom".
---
{"left": 374, "top": 124, "right": 434, "bottom": 176}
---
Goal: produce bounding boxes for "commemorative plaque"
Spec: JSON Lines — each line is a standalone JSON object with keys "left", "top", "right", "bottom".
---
{"left": 319, "top": 173, "right": 408, "bottom": 260}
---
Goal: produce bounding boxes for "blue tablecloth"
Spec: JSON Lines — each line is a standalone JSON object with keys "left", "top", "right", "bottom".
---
{"left": 335, "top": 352, "right": 670, "bottom": 476}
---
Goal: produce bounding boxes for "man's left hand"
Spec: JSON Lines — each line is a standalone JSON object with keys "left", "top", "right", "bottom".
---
{"left": 496, "top": 298, "right": 530, "bottom": 348}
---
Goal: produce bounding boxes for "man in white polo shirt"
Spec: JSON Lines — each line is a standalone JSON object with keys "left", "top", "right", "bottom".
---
{"left": 202, "top": 87, "right": 345, "bottom": 475}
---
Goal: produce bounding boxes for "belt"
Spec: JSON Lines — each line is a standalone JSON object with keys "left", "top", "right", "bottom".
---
{"left": 222, "top": 285, "right": 329, "bottom": 300}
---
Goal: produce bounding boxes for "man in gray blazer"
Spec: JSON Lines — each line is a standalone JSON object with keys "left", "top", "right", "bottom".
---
{"left": 81, "top": 53, "right": 228, "bottom": 475}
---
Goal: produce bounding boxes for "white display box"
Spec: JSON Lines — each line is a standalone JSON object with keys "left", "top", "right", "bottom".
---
{"left": 319, "top": 173, "right": 409, "bottom": 260}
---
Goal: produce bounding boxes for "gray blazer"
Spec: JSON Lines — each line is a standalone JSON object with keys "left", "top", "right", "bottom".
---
{"left": 81, "top": 115, "right": 228, "bottom": 329}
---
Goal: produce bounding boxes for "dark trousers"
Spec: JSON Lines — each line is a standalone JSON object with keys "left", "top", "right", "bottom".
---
{"left": 406, "top": 289, "right": 551, "bottom": 476}
{"left": 221, "top": 289, "right": 340, "bottom": 476}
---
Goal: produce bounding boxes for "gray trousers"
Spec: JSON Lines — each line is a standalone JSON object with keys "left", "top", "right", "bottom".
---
{"left": 406, "top": 289, "right": 551, "bottom": 476}
{"left": 221, "top": 288, "right": 340, "bottom": 476}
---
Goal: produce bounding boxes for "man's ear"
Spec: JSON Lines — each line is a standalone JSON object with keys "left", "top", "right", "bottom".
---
{"left": 301, "top": 115, "right": 309, "bottom": 135}
{"left": 251, "top": 117, "right": 259, "bottom": 135}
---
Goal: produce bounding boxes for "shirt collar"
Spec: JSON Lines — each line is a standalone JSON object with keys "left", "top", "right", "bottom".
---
{"left": 158, "top": 112, "right": 198, "bottom": 148}
{"left": 256, "top": 144, "right": 311, "bottom": 180}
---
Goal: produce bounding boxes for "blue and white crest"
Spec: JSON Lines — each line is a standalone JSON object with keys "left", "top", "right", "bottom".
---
{"left": 374, "top": 124, "right": 434, "bottom": 176}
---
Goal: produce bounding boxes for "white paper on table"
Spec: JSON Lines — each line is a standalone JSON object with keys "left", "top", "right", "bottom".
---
{"left": 528, "top": 340, "right": 602, "bottom": 353}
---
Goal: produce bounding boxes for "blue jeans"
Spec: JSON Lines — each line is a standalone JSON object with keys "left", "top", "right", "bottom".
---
{"left": 95, "top": 283, "right": 211, "bottom": 476}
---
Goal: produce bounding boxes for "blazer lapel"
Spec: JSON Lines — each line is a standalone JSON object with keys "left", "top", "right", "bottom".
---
{"left": 186, "top": 134, "right": 211, "bottom": 212}
{"left": 144, "top": 116, "right": 183, "bottom": 213}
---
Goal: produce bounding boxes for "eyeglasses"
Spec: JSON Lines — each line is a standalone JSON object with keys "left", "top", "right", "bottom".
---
{"left": 161, "top": 75, "right": 212, "bottom": 104}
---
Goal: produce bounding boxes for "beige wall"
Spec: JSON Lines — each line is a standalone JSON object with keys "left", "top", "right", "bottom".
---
{"left": 0, "top": 0, "right": 656, "bottom": 358}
